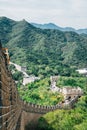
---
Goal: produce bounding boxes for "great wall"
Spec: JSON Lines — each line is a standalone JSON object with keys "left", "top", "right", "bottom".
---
{"left": 0, "top": 43, "right": 83, "bottom": 130}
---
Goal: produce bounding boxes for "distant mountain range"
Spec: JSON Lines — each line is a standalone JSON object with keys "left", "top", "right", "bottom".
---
{"left": 31, "top": 23, "right": 87, "bottom": 34}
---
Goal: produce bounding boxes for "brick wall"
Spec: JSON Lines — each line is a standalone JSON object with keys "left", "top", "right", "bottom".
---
{"left": 0, "top": 49, "right": 22, "bottom": 130}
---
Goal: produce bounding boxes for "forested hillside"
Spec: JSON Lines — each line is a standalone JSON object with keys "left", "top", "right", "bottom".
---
{"left": 35, "top": 96, "right": 87, "bottom": 130}
{"left": 0, "top": 17, "right": 87, "bottom": 77}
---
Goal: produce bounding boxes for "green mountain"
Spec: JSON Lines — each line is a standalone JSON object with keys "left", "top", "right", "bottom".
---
{"left": 0, "top": 17, "right": 87, "bottom": 77}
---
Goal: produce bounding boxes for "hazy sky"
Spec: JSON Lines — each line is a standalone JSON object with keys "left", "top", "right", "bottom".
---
{"left": 0, "top": 0, "right": 87, "bottom": 29}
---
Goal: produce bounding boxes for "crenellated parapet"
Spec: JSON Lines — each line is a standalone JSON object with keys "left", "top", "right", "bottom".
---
{"left": 22, "top": 95, "right": 79, "bottom": 114}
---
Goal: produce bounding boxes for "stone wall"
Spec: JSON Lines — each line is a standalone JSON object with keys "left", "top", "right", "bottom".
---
{"left": 22, "top": 95, "right": 79, "bottom": 113}
{"left": 0, "top": 49, "right": 22, "bottom": 130}
{"left": 21, "top": 111, "right": 42, "bottom": 130}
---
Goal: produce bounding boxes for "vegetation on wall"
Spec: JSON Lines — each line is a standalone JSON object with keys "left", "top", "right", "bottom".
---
{"left": 18, "top": 75, "right": 87, "bottom": 105}
{"left": 18, "top": 78, "right": 63, "bottom": 105}
{"left": 56, "top": 76, "right": 87, "bottom": 92}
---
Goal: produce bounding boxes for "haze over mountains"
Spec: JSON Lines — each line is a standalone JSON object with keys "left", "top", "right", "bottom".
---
{"left": 0, "top": 17, "right": 87, "bottom": 76}
{"left": 31, "top": 23, "right": 87, "bottom": 34}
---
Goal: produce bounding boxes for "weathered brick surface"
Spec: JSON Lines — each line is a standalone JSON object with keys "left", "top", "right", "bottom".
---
{"left": 0, "top": 49, "right": 22, "bottom": 130}
{"left": 21, "top": 111, "right": 42, "bottom": 130}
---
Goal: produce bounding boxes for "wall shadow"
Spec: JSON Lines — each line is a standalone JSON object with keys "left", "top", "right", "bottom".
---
{"left": 25, "top": 117, "right": 55, "bottom": 130}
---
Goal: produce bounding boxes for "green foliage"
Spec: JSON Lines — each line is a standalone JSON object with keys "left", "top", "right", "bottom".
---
{"left": 18, "top": 78, "right": 63, "bottom": 105}
{"left": 9, "top": 64, "right": 23, "bottom": 87}
{"left": 57, "top": 76, "right": 87, "bottom": 91}
{"left": 12, "top": 71, "right": 23, "bottom": 80}
{"left": 1, "top": 17, "right": 87, "bottom": 77}
{"left": 37, "top": 96, "right": 87, "bottom": 130}
{"left": 9, "top": 64, "right": 16, "bottom": 70}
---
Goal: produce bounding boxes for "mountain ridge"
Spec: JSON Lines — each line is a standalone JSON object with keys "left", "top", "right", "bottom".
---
{"left": 31, "top": 23, "right": 87, "bottom": 34}
{"left": 0, "top": 17, "right": 87, "bottom": 77}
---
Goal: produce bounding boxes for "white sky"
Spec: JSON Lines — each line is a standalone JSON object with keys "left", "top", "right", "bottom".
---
{"left": 0, "top": 0, "right": 87, "bottom": 29}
